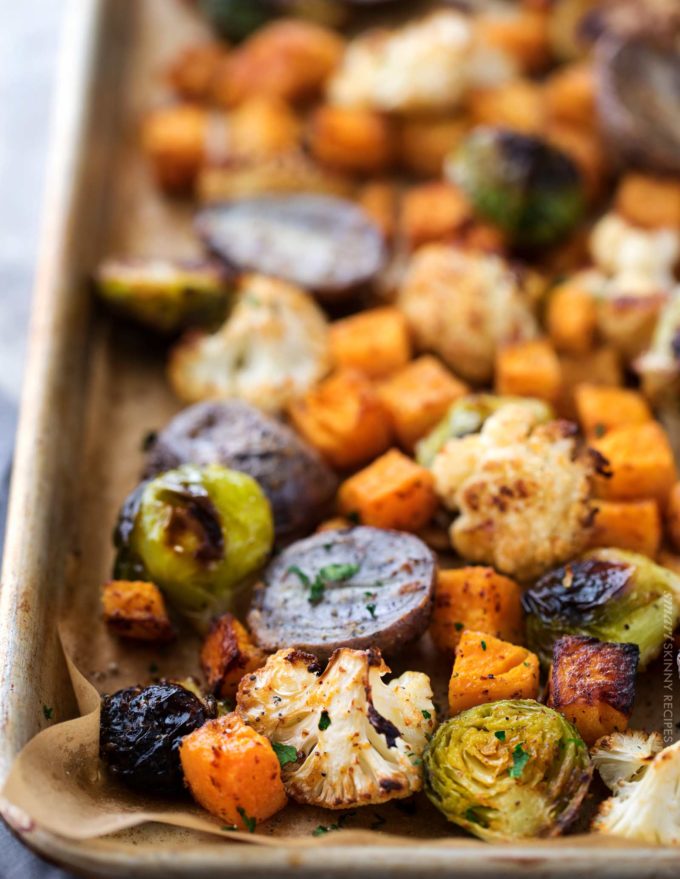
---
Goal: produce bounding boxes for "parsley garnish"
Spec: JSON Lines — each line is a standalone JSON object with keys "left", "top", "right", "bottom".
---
{"left": 318, "top": 710, "right": 331, "bottom": 731}
{"left": 509, "top": 743, "right": 530, "bottom": 779}
{"left": 313, "top": 824, "right": 336, "bottom": 836}
{"left": 454, "top": 622, "right": 464, "bottom": 631}
{"left": 480, "top": 640, "right": 487, "bottom": 651}
{"left": 272, "top": 742, "right": 298, "bottom": 767}
{"left": 287, "top": 565, "right": 311, "bottom": 588}
{"left": 465, "top": 808, "right": 487, "bottom": 827}
{"left": 309, "top": 577, "right": 325, "bottom": 605}
{"left": 494, "top": 730, "right": 506, "bottom": 741}
{"left": 366, "top": 603, "right": 377, "bottom": 619}
{"left": 237, "top": 806, "right": 256, "bottom": 833}
{"left": 593, "top": 423, "right": 606, "bottom": 438}
{"left": 421, "top": 709, "right": 432, "bottom": 720}
{"left": 319, "top": 563, "right": 360, "bottom": 582}
{"left": 42, "top": 705, "right": 53, "bottom": 720}
{"left": 346, "top": 511, "right": 361, "bottom": 524}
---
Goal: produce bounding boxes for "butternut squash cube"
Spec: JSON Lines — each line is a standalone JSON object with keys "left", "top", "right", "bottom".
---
{"left": 575, "top": 384, "right": 652, "bottom": 439}
{"left": 102, "top": 580, "right": 174, "bottom": 642}
{"left": 357, "top": 181, "right": 397, "bottom": 242}
{"left": 329, "top": 308, "right": 411, "bottom": 379}
{"left": 495, "top": 338, "right": 562, "bottom": 404}
{"left": 546, "top": 282, "right": 598, "bottom": 355}
{"left": 308, "top": 105, "right": 394, "bottom": 175}
{"left": 201, "top": 613, "right": 266, "bottom": 700}
{"left": 556, "top": 346, "right": 623, "bottom": 420}
{"left": 588, "top": 499, "right": 661, "bottom": 558}
{"left": 667, "top": 482, "right": 680, "bottom": 553}
{"left": 401, "top": 182, "right": 471, "bottom": 250}
{"left": 615, "top": 173, "right": 680, "bottom": 230}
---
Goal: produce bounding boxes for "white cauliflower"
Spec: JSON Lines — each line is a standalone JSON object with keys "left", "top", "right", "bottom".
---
{"left": 593, "top": 738, "right": 680, "bottom": 845}
{"left": 236, "top": 647, "right": 435, "bottom": 809}
{"left": 328, "top": 12, "right": 474, "bottom": 113}
{"left": 591, "top": 730, "right": 664, "bottom": 792}
{"left": 635, "top": 287, "right": 680, "bottom": 402}
{"left": 432, "top": 405, "right": 597, "bottom": 581}
{"left": 397, "top": 245, "right": 539, "bottom": 384}
{"left": 168, "top": 274, "right": 330, "bottom": 412}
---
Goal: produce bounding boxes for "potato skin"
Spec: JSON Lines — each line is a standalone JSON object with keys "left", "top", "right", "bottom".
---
{"left": 201, "top": 613, "right": 266, "bottom": 700}
{"left": 102, "top": 580, "right": 175, "bottom": 643}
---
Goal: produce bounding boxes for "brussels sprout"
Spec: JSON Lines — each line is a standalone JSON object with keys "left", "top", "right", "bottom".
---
{"left": 114, "top": 464, "right": 274, "bottom": 627}
{"left": 415, "top": 394, "right": 553, "bottom": 468}
{"left": 96, "top": 258, "right": 230, "bottom": 334}
{"left": 198, "top": 0, "right": 275, "bottom": 41}
{"left": 522, "top": 548, "right": 680, "bottom": 669}
{"left": 446, "top": 127, "right": 586, "bottom": 248}
{"left": 100, "top": 682, "right": 213, "bottom": 795}
{"left": 424, "top": 699, "right": 592, "bottom": 841}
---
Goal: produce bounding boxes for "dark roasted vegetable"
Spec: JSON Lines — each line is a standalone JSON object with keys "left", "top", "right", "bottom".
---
{"left": 99, "top": 682, "right": 213, "bottom": 795}
{"left": 144, "top": 401, "right": 337, "bottom": 542}
{"left": 248, "top": 526, "right": 436, "bottom": 659}
{"left": 200, "top": 612, "right": 266, "bottom": 699}
{"left": 522, "top": 549, "right": 680, "bottom": 668}
{"left": 447, "top": 127, "right": 585, "bottom": 247}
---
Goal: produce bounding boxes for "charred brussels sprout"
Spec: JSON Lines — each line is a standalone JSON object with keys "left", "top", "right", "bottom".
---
{"left": 198, "top": 0, "right": 275, "bottom": 41}
{"left": 522, "top": 549, "right": 680, "bottom": 669}
{"left": 96, "top": 258, "right": 229, "bottom": 334}
{"left": 99, "top": 682, "right": 213, "bottom": 795}
{"left": 114, "top": 464, "right": 273, "bottom": 627}
{"left": 424, "top": 699, "right": 592, "bottom": 841}
{"left": 447, "top": 127, "right": 585, "bottom": 248}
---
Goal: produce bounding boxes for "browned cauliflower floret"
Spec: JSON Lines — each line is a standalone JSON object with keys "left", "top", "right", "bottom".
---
{"left": 236, "top": 646, "right": 435, "bottom": 809}
{"left": 432, "top": 405, "right": 597, "bottom": 580}
{"left": 397, "top": 245, "right": 539, "bottom": 384}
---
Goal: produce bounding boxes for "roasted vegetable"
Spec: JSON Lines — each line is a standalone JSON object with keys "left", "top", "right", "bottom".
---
{"left": 447, "top": 127, "right": 585, "bottom": 247}
{"left": 377, "top": 356, "right": 469, "bottom": 451}
{"left": 475, "top": 5, "right": 550, "bottom": 74}
{"left": 424, "top": 700, "right": 592, "bottom": 841}
{"left": 201, "top": 613, "right": 266, "bottom": 700}
{"left": 590, "top": 729, "right": 663, "bottom": 792}
{"left": 415, "top": 394, "right": 553, "bottom": 469}
{"left": 401, "top": 182, "right": 471, "bottom": 251}
{"left": 495, "top": 338, "right": 562, "bottom": 404}
{"left": 100, "top": 682, "right": 213, "bottom": 795}
{"left": 308, "top": 105, "right": 394, "bottom": 175}
{"left": 113, "top": 464, "right": 273, "bottom": 627}
{"left": 169, "top": 274, "right": 330, "bottom": 412}
{"left": 101, "top": 580, "right": 174, "bottom": 643}
{"left": 398, "top": 244, "right": 539, "bottom": 384}
{"left": 165, "top": 41, "right": 226, "bottom": 100}
{"left": 547, "top": 635, "right": 639, "bottom": 745}
{"left": 95, "top": 258, "right": 229, "bottom": 334}
{"left": 556, "top": 345, "right": 623, "bottom": 421}
{"left": 588, "top": 499, "right": 661, "bottom": 558}
{"left": 180, "top": 711, "right": 287, "bottom": 829}
{"left": 430, "top": 567, "right": 524, "bottom": 655}
{"left": 448, "top": 631, "right": 540, "bottom": 716}
{"left": 248, "top": 526, "right": 435, "bottom": 659}
{"left": 329, "top": 307, "right": 411, "bottom": 379}
{"left": 522, "top": 548, "right": 680, "bottom": 668}
{"left": 356, "top": 181, "right": 397, "bottom": 242}
{"left": 397, "top": 116, "right": 468, "bottom": 178}
{"left": 635, "top": 290, "right": 680, "bottom": 403}
{"left": 143, "top": 400, "right": 337, "bottom": 543}
{"left": 198, "top": 0, "right": 274, "bottom": 41}
{"left": 338, "top": 449, "right": 438, "bottom": 532}
{"left": 196, "top": 195, "right": 386, "bottom": 302}
{"left": 574, "top": 384, "right": 651, "bottom": 439}
{"left": 467, "top": 80, "right": 545, "bottom": 137}
{"left": 545, "top": 62, "right": 596, "bottom": 129}
{"left": 287, "top": 369, "right": 393, "bottom": 470}
{"left": 615, "top": 173, "right": 680, "bottom": 231}
{"left": 546, "top": 281, "right": 598, "bottom": 355}
{"left": 237, "top": 646, "right": 436, "bottom": 808}
{"left": 141, "top": 104, "right": 208, "bottom": 192}
{"left": 667, "top": 483, "right": 680, "bottom": 553}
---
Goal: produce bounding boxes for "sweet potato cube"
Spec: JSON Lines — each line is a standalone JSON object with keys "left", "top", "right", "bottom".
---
{"left": 544, "top": 62, "right": 596, "bottom": 129}
{"left": 102, "top": 580, "right": 174, "bottom": 642}
{"left": 141, "top": 104, "right": 208, "bottom": 193}
{"left": 547, "top": 635, "right": 639, "bottom": 745}
{"left": 588, "top": 499, "right": 661, "bottom": 558}
{"left": 338, "top": 448, "right": 437, "bottom": 532}
{"left": 546, "top": 283, "right": 598, "bottom": 355}
{"left": 378, "top": 356, "right": 469, "bottom": 450}
{"left": 329, "top": 308, "right": 411, "bottom": 379}
{"left": 288, "top": 369, "right": 393, "bottom": 470}
{"left": 430, "top": 567, "right": 524, "bottom": 654}
{"left": 476, "top": 8, "right": 550, "bottom": 74}
{"left": 575, "top": 384, "right": 652, "bottom": 439}
{"left": 357, "top": 181, "right": 397, "bottom": 242}
{"left": 401, "top": 182, "right": 471, "bottom": 250}
{"left": 448, "top": 630, "right": 539, "bottom": 715}
{"left": 308, "top": 105, "right": 394, "bottom": 174}
{"left": 556, "top": 346, "right": 623, "bottom": 420}
{"left": 666, "top": 482, "right": 680, "bottom": 552}
{"left": 591, "top": 422, "right": 677, "bottom": 505}
{"left": 495, "top": 338, "right": 562, "bottom": 403}
{"left": 615, "top": 173, "right": 680, "bottom": 230}
{"left": 201, "top": 613, "right": 266, "bottom": 700}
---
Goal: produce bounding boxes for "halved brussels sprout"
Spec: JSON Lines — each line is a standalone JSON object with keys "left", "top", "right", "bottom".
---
{"left": 96, "top": 258, "right": 230, "bottom": 334}
{"left": 424, "top": 699, "right": 592, "bottom": 841}
{"left": 446, "top": 127, "right": 586, "bottom": 248}
{"left": 415, "top": 394, "right": 553, "bottom": 468}
{"left": 522, "top": 548, "right": 680, "bottom": 669}
{"left": 113, "top": 464, "right": 274, "bottom": 628}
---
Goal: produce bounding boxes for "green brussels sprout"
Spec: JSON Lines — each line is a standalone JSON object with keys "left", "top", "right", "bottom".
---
{"left": 424, "top": 699, "right": 592, "bottom": 841}
{"left": 198, "top": 0, "right": 275, "bottom": 41}
{"left": 522, "top": 549, "right": 680, "bottom": 669}
{"left": 96, "top": 258, "right": 230, "bottom": 334}
{"left": 114, "top": 464, "right": 273, "bottom": 627}
{"left": 446, "top": 127, "right": 586, "bottom": 248}
{"left": 415, "top": 394, "right": 553, "bottom": 468}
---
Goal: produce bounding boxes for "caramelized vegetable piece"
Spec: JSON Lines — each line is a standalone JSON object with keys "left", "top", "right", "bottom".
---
{"left": 430, "top": 567, "right": 524, "bottom": 654}
{"left": 141, "top": 104, "right": 208, "bottom": 192}
{"left": 227, "top": 96, "right": 301, "bottom": 160}
{"left": 574, "top": 384, "right": 652, "bottom": 439}
{"left": 544, "top": 62, "right": 596, "bottom": 129}
{"left": 448, "top": 630, "right": 539, "bottom": 715}
{"left": 378, "top": 356, "right": 469, "bottom": 450}
{"left": 591, "top": 422, "right": 677, "bottom": 505}
{"left": 180, "top": 712, "right": 287, "bottom": 829}
{"left": 166, "top": 42, "right": 227, "bottom": 100}
{"left": 356, "top": 181, "right": 397, "bottom": 243}
{"left": 556, "top": 346, "right": 623, "bottom": 420}
{"left": 467, "top": 80, "right": 546, "bottom": 135}
{"left": 667, "top": 483, "right": 680, "bottom": 553}
{"left": 308, "top": 106, "right": 394, "bottom": 174}
{"left": 615, "top": 174, "right": 680, "bottom": 230}
{"left": 201, "top": 613, "right": 266, "bottom": 700}
{"left": 476, "top": 6, "right": 551, "bottom": 73}
{"left": 546, "top": 282, "right": 598, "bottom": 355}
{"left": 329, "top": 307, "right": 411, "bottom": 379}
{"left": 546, "top": 122, "right": 605, "bottom": 203}
{"left": 547, "top": 635, "right": 639, "bottom": 745}
{"left": 102, "top": 580, "right": 175, "bottom": 643}
{"left": 338, "top": 449, "right": 437, "bottom": 532}
{"left": 495, "top": 339, "right": 562, "bottom": 404}
{"left": 398, "top": 116, "right": 468, "bottom": 178}
{"left": 288, "top": 370, "right": 393, "bottom": 470}
{"left": 588, "top": 500, "right": 661, "bottom": 558}
{"left": 401, "top": 182, "right": 471, "bottom": 250}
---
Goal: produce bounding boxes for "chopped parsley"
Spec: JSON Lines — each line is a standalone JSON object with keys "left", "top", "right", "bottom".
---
{"left": 464, "top": 808, "right": 487, "bottom": 827}
{"left": 593, "top": 423, "right": 606, "bottom": 438}
{"left": 319, "top": 563, "right": 360, "bottom": 582}
{"left": 272, "top": 742, "right": 298, "bottom": 768}
{"left": 408, "top": 754, "right": 422, "bottom": 766}
{"left": 287, "top": 565, "right": 311, "bottom": 588}
{"left": 313, "top": 824, "right": 338, "bottom": 836}
{"left": 318, "top": 710, "right": 331, "bottom": 731}
{"left": 494, "top": 730, "right": 506, "bottom": 741}
{"left": 237, "top": 807, "right": 256, "bottom": 833}
{"left": 309, "top": 577, "right": 325, "bottom": 605}
{"left": 42, "top": 704, "right": 53, "bottom": 720}
{"left": 454, "top": 622, "right": 464, "bottom": 631}
{"left": 509, "top": 743, "right": 530, "bottom": 779}
{"left": 291, "top": 562, "right": 361, "bottom": 606}
{"left": 421, "top": 709, "right": 432, "bottom": 720}
{"left": 346, "top": 511, "right": 362, "bottom": 524}
{"left": 366, "top": 603, "right": 377, "bottom": 619}
{"left": 480, "top": 640, "right": 487, "bottom": 651}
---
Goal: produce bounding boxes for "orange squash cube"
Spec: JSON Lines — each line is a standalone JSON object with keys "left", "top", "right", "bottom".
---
{"left": 574, "top": 384, "right": 652, "bottom": 438}
{"left": 588, "top": 499, "right": 661, "bottom": 558}
{"left": 201, "top": 613, "right": 266, "bottom": 700}
{"left": 546, "top": 283, "right": 598, "bottom": 355}
{"left": 556, "top": 346, "right": 623, "bottom": 420}
{"left": 308, "top": 105, "right": 394, "bottom": 175}
{"left": 495, "top": 338, "right": 562, "bottom": 403}
{"left": 329, "top": 308, "right": 411, "bottom": 379}
{"left": 102, "top": 580, "right": 174, "bottom": 642}
{"left": 401, "top": 182, "right": 471, "bottom": 250}
{"left": 545, "top": 62, "right": 596, "bottom": 129}
{"left": 667, "top": 482, "right": 680, "bottom": 552}
{"left": 615, "top": 173, "right": 680, "bottom": 230}
{"left": 357, "top": 182, "right": 397, "bottom": 242}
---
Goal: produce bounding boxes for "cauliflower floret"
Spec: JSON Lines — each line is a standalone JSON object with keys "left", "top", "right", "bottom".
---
{"left": 328, "top": 12, "right": 474, "bottom": 113}
{"left": 397, "top": 245, "right": 539, "bottom": 384}
{"left": 236, "top": 647, "right": 435, "bottom": 809}
{"left": 168, "top": 274, "right": 330, "bottom": 412}
{"left": 635, "top": 287, "right": 680, "bottom": 401}
{"left": 433, "top": 406, "right": 597, "bottom": 580}
{"left": 591, "top": 729, "right": 664, "bottom": 792}
{"left": 593, "top": 738, "right": 680, "bottom": 844}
